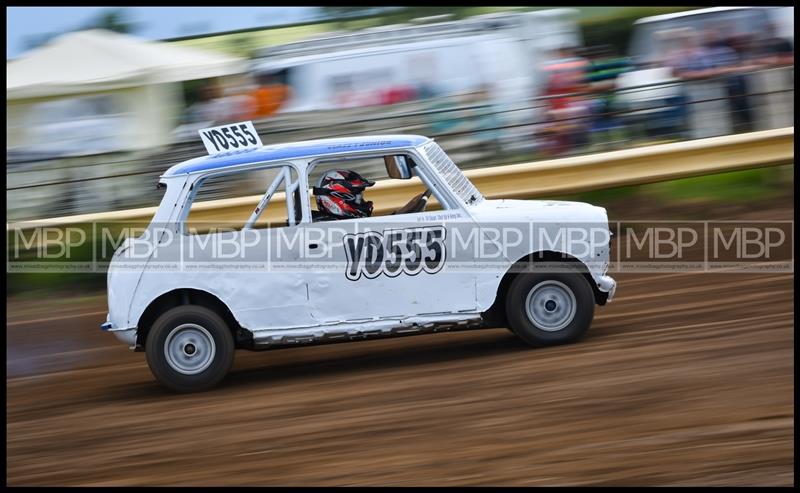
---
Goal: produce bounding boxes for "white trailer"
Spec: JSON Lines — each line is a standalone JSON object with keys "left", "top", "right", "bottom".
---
{"left": 252, "top": 9, "right": 582, "bottom": 114}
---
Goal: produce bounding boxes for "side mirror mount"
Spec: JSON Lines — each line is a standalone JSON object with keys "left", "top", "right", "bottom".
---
{"left": 384, "top": 155, "right": 413, "bottom": 179}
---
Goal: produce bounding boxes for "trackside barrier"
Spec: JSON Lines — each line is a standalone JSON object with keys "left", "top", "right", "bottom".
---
{"left": 8, "top": 127, "right": 793, "bottom": 231}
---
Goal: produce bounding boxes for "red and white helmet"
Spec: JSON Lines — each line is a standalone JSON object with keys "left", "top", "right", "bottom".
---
{"left": 313, "top": 169, "right": 376, "bottom": 219}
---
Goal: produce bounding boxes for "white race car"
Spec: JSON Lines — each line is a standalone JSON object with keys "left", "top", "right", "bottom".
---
{"left": 102, "top": 121, "right": 616, "bottom": 392}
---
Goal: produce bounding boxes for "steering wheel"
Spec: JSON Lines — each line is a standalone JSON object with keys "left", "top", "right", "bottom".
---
{"left": 393, "top": 189, "right": 433, "bottom": 215}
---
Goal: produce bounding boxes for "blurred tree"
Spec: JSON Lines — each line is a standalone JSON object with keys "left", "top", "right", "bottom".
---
{"left": 82, "top": 8, "right": 140, "bottom": 34}
{"left": 319, "top": 7, "right": 374, "bottom": 19}
{"left": 20, "top": 8, "right": 141, "bottom": 53}
{"left": 23, "top": 33, "right": 58, "bottom": 51}
{"left": 227, "top": 35, "right": 253, "bottom": 58}
{"left": 319, "top": 7, "right": 395, "bottom": 28}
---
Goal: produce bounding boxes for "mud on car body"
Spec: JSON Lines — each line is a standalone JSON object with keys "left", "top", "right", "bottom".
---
{"left": 102, "top": 121, "right": 616, "bottom": 392}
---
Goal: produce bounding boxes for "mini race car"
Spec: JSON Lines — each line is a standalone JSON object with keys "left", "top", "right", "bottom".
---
{"left": 102, "top": 121, "right": 616, "bottom": 392}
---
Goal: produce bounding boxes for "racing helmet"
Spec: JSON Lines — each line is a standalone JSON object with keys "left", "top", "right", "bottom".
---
{"left": 313, "top": 169, "right": 376, "bottom": 219}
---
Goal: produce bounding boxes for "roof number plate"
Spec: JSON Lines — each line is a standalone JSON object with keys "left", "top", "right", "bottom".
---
{"left": 199, "top": 121, "right": 263, "bottom": 156}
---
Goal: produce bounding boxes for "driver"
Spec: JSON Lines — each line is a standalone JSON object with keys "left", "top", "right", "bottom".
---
{"left": 313, "top": 169, "right": 375, "bottom": 221}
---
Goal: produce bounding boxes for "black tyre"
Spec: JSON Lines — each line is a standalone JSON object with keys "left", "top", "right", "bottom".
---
{"left": 505, "top": 272, "right": 595, "bottom": 347}
{"left": 145, "top": 305, "right": 235, "bottom": 393}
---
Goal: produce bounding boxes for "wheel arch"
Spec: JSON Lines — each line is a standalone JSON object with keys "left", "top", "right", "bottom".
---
{"left": 481, "top": 250, "right": 605, "bottom": 328}
{"left": 134, "top": 288, "right": 252, "bottom": 350}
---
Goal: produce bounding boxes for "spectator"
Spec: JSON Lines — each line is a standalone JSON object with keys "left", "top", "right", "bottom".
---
{"left": 466, "top": 84, "right": 501, "bottom": 151}
{"left": 583, "top": 46, "right": 632, "bottom": 150}
{"left": 540, "top": 46, "right": 591, "bottom": 156}
{"left": 678, "top": 27, "right": 752, "bottom": 133}
{"left": 668, "top": 28, "right": 721, "bottom": 80}
{"left": 415, "top": 81, "right": 438, "bottom": 100}
{"left": 379, "top": 84, "right": 417, "bottom": 106}
{"left": 719, "top": 32, "right": 760, "bottom": 132}
{"left": 219, "top": 78, "right": 257, "bottom": 123}
{"left": 625, "top": 28, "right": 694, "bottom": 140}
{"left": 184, "top": 81, "right": 228, "bottom": 125}
{"left": 755, "top": 22, "right": 794, "bottom": 67}
{"left": 251, "top": 72, "right": 291, "bottom": 119}
{"left": 727, "top": 33, "right": 763, "bottom": 72}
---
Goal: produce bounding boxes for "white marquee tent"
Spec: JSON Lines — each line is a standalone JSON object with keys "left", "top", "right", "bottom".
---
{"left": 7, "top": 29, "right": 248, "bottom": 153}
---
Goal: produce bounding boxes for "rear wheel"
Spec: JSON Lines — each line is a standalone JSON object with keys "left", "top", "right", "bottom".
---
{"left": 145, "top": 305, "right": 235, "bottom": 393}
{"left": 505, "top": 272, "right": 595, "bottom": 347}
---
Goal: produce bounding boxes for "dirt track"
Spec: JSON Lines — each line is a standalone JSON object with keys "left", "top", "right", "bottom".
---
{"left": 6, "top": 203, "right": 794, "bottom": 486}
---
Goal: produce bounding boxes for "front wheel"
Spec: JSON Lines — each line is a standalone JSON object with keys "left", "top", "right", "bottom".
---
{"left": 145, "top": 305, "right": 235, "bottom": 393}
{"left": 505, "top": 272, "right": 595, "bottom": 347}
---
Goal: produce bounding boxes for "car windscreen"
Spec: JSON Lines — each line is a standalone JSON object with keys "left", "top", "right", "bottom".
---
{"left": 421, "top": 142, "right": 484, "bottom": 206}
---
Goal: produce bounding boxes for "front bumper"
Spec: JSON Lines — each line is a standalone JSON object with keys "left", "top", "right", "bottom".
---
{"left": 100, "top": 315, "right": 138, "bottom": 349}
{"left": 596, "top": 275, "right": 617, "bottom": 304}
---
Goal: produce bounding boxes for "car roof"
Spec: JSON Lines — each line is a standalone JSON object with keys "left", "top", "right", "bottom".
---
{"left": 163, "top": 134, "right": 431, "bottom": 177}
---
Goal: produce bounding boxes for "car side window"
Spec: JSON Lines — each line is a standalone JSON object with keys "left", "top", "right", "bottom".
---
{"left": 183, "top": 164, "right": 299, "bottom": 234}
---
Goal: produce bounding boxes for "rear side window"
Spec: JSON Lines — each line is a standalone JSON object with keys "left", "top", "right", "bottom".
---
{"left": 184, "top": 165, "right": 300, "bottom": 234}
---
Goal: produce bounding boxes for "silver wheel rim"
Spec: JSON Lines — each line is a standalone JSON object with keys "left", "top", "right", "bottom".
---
{"left": 525, "top": 280, "right": 577, "bottom": 332}
{"left": 164, "top": 323, "right": 216, "bottom": 375}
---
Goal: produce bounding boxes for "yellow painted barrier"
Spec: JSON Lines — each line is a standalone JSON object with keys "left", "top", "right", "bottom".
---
{"left": 9, "top": 127, "right": 793, "bottom": 231}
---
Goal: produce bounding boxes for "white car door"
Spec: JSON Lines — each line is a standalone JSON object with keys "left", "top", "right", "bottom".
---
{"left": 302, "top": 209, "right": 478, "bottom": 324}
